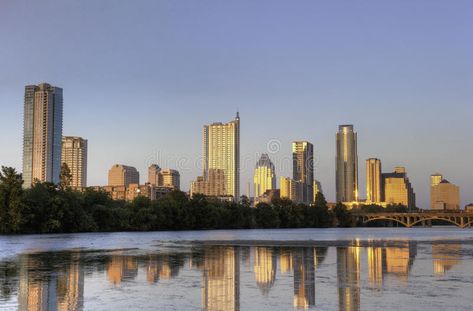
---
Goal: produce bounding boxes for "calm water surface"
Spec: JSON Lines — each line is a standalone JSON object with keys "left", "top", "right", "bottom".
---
{"left": 1, "top": 228, "right": 472, "bottom": 311}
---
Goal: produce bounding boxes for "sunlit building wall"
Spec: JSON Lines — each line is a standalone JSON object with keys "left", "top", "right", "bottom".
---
{"left": 61, "top": 136, "right": 87, "bottom": 188}
{"left": 148, "top": 164, "right": 162, "bottom": 186}
{"left": 366, "top": 158, "right": 382, "bottom": 204}
{"left": 253, "top": 154, "right": 276, "bottom": 198}
{"left": 280, "top": 177, "right": 303, "bottom": 203}
{"left": 292, "top": 141, "right": 314, "bottom": 204}
{"left": 191, "top": 169, "right": 227, "bottom": 198}
{"left": 382, "top": 167, "right": 416, "bottom": 209}
{"left": 22, "top": 83, "right": 63, "bottom": 187}
{"left": 200, "top": 113, "right": 240, "bottom": 200}
{"left": 108, "top": 164, "right": 139, "bottom": 187}
{"left": 313, "top": 180, "right": 323, "bottom": 202}
{"left": 431, "top": 179, "right": 460, "bottom": 210}
{"left": 336, "top": 125, "right": 358, "bottom": 203}
{"left": 430, "top": 173, "right": 443, "bottom": 187}
{"left": 161, "top": 169, "right": 180, "bottom": 190}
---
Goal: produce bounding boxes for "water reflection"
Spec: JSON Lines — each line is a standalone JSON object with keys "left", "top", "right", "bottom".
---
{"left": 0, "top": 240, "right": 470, "bottom": 310}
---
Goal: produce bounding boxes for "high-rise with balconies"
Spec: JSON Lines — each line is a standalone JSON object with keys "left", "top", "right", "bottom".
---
{"left": 292, "top": 141, "right": 314, "bottom": 204}
{"left": 61, "top": 136, "right": 88, "bottom": 188}
{"left": 366, "top": 158, "right": 382, "bottom": 203}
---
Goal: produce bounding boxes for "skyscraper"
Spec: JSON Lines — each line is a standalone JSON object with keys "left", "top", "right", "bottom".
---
{"left": 382, "top": 167, "right": 416, "bottom": 209}
{"left": 61, "top": 136, "right": 88, "bottom": 188}
{"left": 108, "top": 164, "right": 139, "bottom": 186}
{"left": 194, "top": 113, "right": 240, "bottom": 199}
{"left": 253, "top": 154, "right": 276, "bottom": 198}
{"left": 366, "top": 158, "right": 382, "bottom": 203}
{"left": 292, "top": 141, "right": 314, "bottom": 204}
{"left": 336, "top": 125, "right": 358, "bottom": 202}
{"left": 22, "top": 83, "right": 63, "bottom": 187}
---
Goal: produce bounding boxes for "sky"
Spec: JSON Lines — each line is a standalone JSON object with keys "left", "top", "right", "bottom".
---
{"left": 0, "top": 0, "right": 472, "bottom": 208}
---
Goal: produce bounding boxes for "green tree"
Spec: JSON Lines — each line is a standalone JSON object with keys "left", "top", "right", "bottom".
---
{"left": 333, "top": 202, "right": 353, "bottom": 227}
{"left": 0, "top": 167, "right": 24, "bottom": 233}
{"left": 59, "top": 162, "right": 72, "bottom": 189}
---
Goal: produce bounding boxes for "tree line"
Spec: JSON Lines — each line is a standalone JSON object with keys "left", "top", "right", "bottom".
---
{"left": 0, "top": 166, "right": 408, "bottom": 234}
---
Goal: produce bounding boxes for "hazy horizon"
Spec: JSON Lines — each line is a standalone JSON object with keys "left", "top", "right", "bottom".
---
{"left": 0, "top": 0, "right": 472, "bottom": 208}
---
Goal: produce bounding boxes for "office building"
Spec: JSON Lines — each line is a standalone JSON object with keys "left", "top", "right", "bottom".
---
{"left": 292, "top": 141, "right": 314, "bottom": 204}
{"left": 366, "top": 158, "right": 382, "bottom": 203}
{"left": 108, "top": 164, "right": 139, "bottom": 186}
{"left": 160, "top": 169, "right": 180, "bottom": 190}
{"left": 280, "top": 177, "right": 303, "bottom": 203}
{"left": 431, "top": 179, "right": 460, "bottom": 210}
{"left": 148, "top": 164, "right": 162, "bottom": 186}
{"left": 22, "top": 83, "right": 63, "bottom": 187}
{"left": 61, "top": 136, "right": 87, "bottom": 188}
{"left": 336, "top": 125, "right": 358, "bottom": 202}
{"left": 254, "top": 154, "right": 276, "bottom": 198}
{"left": 382, "top": 167, "right": 416, "bottom": 209}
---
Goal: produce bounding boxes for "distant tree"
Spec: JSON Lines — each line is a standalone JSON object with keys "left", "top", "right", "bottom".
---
{"left": 0, "top": 167, "right": 24, "bottom": 233}
{"left": 59, "top": 162, "right": 72, "bottom": 188}
{"left": 333, "top": 202, "right": 353, "bottom": 227}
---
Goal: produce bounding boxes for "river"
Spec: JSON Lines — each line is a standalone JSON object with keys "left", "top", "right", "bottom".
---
{"left": 1, "top": 227, "right": 472, "bottom": 310}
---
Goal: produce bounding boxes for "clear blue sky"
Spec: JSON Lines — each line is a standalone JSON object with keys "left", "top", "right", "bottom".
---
{"left": 0, "top": 0, "right": 472, "bottom": 208}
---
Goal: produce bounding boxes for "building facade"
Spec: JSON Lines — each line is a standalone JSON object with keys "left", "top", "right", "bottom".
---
{"left": 430, "top": 173, "right": 443, "bottom": 187}
{"left": 336, "top": 125, "right": 358, "bottom": 202}
{"left": 292, "top": 141, "right": 314, "bottom": 204}
{"left": 22, "top": 83, "right": 63, "bottom": 187}
{"left": 382, "top": 167, "right": 416, "bottom": 209}
{"left": 253, "top": 154, "right": 276, "bottom": 198}
{"left": 108, "top": 164, "right": 139, "bottom": 186}
{"left": 431, "top": 179, "right": 460, "bottom": 210}
{"left": 61, "top": 136, "right": 87, "bottom": 188}
{"left": 160, "top": 169, "right": 180, "bottom": 190}
{"left": 366, "top": 158, "right": 382, "bottom": 203}
{"left": 190, "top": 169, "right": 227, "bottom": 198}
{"left": 148, "top": 164, "right": 162, "bottom": 186}
{"left": 280, "top": 176, "right": 303, "bottom": 203}
{"left": 192, "top": 113, "right": 240, "bottom": 199}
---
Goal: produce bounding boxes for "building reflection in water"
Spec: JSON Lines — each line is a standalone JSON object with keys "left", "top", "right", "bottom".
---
{"left": 292, "top": 248, "right": 316, "bottom": 310}
{"left": 432, "top": 243, "right": 462, "bottom": 276}
{"left": 201, "top": 246, "right": 240, "bottom": 311}
{"left": 253, "top": 247, "right": 277, "bottom": 295}
{"left": 337, "top": 246, "right": 360, "bottom": 311}
{"left": 366, "top": 240, "right": 417, "bottom": 291}
{"left": 18, "top": 253, "right": 84, "bottom": 311}
{"left": 106, "top": 255, "right": 138, "bottom": 285}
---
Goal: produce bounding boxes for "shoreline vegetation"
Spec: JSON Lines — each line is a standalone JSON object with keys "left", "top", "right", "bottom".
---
{"left": 0, "top": 166, "right": 410, "bottom": 235}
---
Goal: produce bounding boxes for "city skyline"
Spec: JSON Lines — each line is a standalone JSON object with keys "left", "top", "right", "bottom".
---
{"left": 1, "top": 1, "right": 472, "bottom": 207}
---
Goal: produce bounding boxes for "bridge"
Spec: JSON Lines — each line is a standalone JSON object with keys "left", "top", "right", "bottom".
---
{"left": 353, "top": 211, "right": 473, "bottom": 228}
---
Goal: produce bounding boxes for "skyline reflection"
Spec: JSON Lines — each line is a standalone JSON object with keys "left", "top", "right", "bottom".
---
{"left": 0, "top": 241, "right": 468, "bottom": 310}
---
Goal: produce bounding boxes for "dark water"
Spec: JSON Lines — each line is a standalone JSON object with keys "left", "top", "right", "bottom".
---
{"left": 1, "top": 228, "right": 472, "bottom": 311}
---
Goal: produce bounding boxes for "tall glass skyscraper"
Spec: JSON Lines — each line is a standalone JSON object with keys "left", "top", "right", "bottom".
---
{"left": 336, "top": 125, "right": 358, "bottom": 202}
{"left": 22, "top": 83, "right": 63, "bottom": 187}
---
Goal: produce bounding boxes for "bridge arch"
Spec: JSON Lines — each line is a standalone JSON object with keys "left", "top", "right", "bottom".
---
{"left": 409, "top": 217, "right": 462, "bottom": 228}
{"left": 463, "top": 220, "right": 473, "bottom": 228}
{"left": 363, "top": 217, "right": 409, "bottom": 227}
